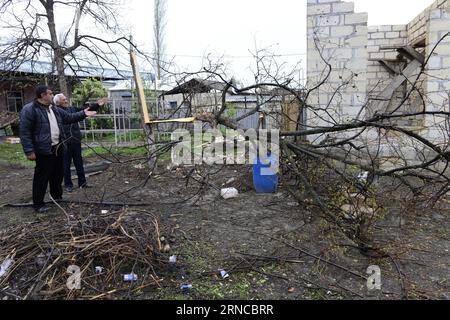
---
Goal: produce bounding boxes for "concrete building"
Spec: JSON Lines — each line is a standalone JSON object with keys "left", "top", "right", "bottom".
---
{"left": 307, "top": 0, "right": 450, "bottom": 165}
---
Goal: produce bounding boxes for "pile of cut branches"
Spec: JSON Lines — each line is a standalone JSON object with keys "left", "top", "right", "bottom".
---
{"left": 0, "top": 208, "right": 169, "bottom": 300}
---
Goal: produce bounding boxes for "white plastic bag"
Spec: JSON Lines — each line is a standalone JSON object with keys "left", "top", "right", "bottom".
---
{"left": 0, "top": 258, "right": 14, "bottom": 278}
{"left": 221, "top": 188, "right": 239, "bottom": 199}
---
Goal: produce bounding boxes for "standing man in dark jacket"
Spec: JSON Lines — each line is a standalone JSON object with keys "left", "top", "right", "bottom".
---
{"left": 53, "top": 93, "right": 107, "bottom": 192}
{"left": 19, "top": 85, "right": 97, "bottom": 213}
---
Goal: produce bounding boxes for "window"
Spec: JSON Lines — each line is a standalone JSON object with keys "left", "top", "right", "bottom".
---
{"left": 7, "top": 91, "right": 23, "bottom": 112}
{"left": 169, "top": 101, "right": 178, "bottom": 108}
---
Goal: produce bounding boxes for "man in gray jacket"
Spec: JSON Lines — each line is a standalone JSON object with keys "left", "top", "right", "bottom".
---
{"left": 20, "top": 85, "right": 97, "bottom": 213}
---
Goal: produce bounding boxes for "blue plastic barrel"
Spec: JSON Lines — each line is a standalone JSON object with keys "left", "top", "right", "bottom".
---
{"left": 253, "top": 153, "right": 279, "bottom": 193}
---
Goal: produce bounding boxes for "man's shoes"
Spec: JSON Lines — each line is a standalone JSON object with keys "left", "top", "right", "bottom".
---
{"left": 80, "top": 184, "right": 92, "bottom": 189}
{"left": 65, "top": 186, "right": 73, "bottom": 192}
{"left": 34, "top": 206, "right": 50, "bottom": 213}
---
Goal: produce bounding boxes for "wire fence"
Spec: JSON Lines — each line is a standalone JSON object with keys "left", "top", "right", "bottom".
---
{"left": 77, "top": 98, "right": 262, "bottom": 146}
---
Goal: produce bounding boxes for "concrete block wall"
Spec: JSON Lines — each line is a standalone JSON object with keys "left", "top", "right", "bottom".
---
{"left": 408, "top": 0, "right": 450, "bottom": 45}
{"left": 306, "top": 0, "right": 450, "bottom": 165}
{"left": 424, "top": 5, "right": 450, "bottom": 146}
{"left": 307, "top": 0, "right": 368, "bottom": 134}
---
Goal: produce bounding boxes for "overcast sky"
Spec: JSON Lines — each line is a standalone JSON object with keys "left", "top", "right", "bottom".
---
{"left": 0, "top": 0, "right": 438, "bottom": 84}
{"left": 125, "top": 0, "right": 436, "bottom": 83}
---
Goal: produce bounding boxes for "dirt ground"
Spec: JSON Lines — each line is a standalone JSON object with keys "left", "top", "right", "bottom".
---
{"left": 0, "top": 154, "right": 449, "bottom": 300}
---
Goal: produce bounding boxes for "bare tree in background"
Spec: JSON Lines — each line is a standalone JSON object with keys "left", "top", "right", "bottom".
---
{"left": 153, "top": 0, "right": 167, "bottom": 84}
{"left": 0, "top": 0, "right": 138, "bottom": 96}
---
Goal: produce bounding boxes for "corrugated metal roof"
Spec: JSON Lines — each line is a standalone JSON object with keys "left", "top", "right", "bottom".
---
{"left": 0, "top": 58, "right": 154, "bottom": 81}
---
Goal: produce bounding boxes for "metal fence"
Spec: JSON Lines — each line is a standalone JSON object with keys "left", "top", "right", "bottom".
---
{"left": 78, "top": 98, "right": 262, "bottom": 146}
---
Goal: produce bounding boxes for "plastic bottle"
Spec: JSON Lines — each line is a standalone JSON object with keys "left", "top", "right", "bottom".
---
{"left": 123, "top": 273, "right": 138, "bottom": 281}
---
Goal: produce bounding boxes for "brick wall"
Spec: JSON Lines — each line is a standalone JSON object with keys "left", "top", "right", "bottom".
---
{"left": 306, "top": 0, "right": 450, "bottom": 165}
{"left": 408, "top": 0, "right": 450, "bottom": 44}
{"left": 307, "top": 0, "right": 368, "bottom": 138}
{"left": 424, "top": 5, "right": 450, "bottom": 146}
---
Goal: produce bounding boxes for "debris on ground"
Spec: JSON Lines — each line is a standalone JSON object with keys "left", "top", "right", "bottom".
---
{"left": 221, "top": 187, "right": 239, "bottom": 199}
{"left": 218, "top": 269, "right": 229, "bottom": 279}
{"left": 0, "top": 257, "right": 14, "bottom": 278}
{"left": 180, "top": 284, "right": 193, "bottom": 290}
{"left": 123, "top": 273, "right": 138, "bottom": 282}
{"left": 0, "top": 208, "right": 170, "bottom": 299}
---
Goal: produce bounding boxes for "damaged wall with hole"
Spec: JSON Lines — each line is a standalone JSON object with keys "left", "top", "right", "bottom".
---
{"left": 307, "top": 0, "right": 450, "bottom": 167}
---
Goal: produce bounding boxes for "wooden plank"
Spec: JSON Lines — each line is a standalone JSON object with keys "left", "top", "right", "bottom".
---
{"left": 148, "top": 117, "right": 196, "bottom": 124}
{"left": 379, "top": 59, "right": 422, "bottom": 100}
{"left": 397, "top": 46, "right": 425, "bottom": 65}
{"left": 130, "top": 51, "right": 150, "bottom": 124}
{"left": 379, "top": 45, "right": 425, "bottom": 65}
{"left": 378, "top": 60, "right": 401, "bottom": 75}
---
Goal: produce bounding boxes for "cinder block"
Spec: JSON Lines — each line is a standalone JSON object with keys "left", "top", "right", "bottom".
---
{"left": 427, "top": 81, "right": 441, "bottom": 92}
{"left": 442, "top": 56, "right": 450, "bottom": 68}
{"left": 346, "top": 58, "right": 368, "bottom": 70}
{"left": 378, "top": 25, "right": 393, "bottom": 32}
{"left": 317, "top": 15, "right": 340, "bottom": 26}
{"left": 336, "top": 48, "right": 354, "bottom": 59}
{"left": 384, "top": 51, "right": 399, "bottom": 60}
{"left": 353, "top": 47, "right": 368, "bottom": 58}
{"left": 355, "top": 25, "right": 368, "bottom": 35}
{"left": 429, "top": 20, "right": 450, "bottom": 32}
{"left": 330, "top": 25, "right": 354, "bottom": 37}
{"left": 332, "top": 2, "right": 354, "bottom": 14}
{"left": 392, "top": 25, "right": 407, "bottom": 31}
{"left": 433, "top": 44, "right": 450, "bottom": 55}
{"left": 370, "top": 52, "right": 384, "bottom": 59}
{"left": 345, "top": 13, "right": 368, "bottom": 25}
{"left": 307, "top": 4, "right": 331, "bottom": 15}
{"left": 388, "top": 38, "right": 407, "bottom": 46}
{"left": 386, "top": 31, "right": 400, "bottom": 38}
{"left": 442, "top": 80, "right": 450, "bottom": 90}
{"left": 370, "top": 32, "right": 385, "bottom": 39}
{"left": 309, "top": 26, "right": 331, "bottom": 37}
{"left": 345, "top": 35, "right": 367, "bottom": 47}
{"left": 430, "top": 8, "right": 442, "bottom": 19}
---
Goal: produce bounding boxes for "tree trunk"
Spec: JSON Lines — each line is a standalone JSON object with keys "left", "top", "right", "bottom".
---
{"left": 45, "top": 0, "right": 69, "bottom": 96}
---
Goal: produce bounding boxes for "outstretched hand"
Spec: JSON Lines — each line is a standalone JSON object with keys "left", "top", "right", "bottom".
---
{"left": 84, "top": 108, "right": 97, "bottom": 117}
{"left": 96, "top": 97, "right": 108, "bottom": 106}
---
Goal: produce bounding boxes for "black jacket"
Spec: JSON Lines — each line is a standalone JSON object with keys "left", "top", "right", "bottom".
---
{"left": 56, "top": 106, "right": 83, "bottom": 144}
{"left": 20, "top": 100, "right": 87, "bottom": 156}
{"left": 56, "top": 102, "right": 101, "bottom": 144}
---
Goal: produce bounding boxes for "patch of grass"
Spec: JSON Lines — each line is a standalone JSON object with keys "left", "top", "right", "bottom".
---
{"left": 0, "top": 143, "right": 34, "bottom": 167}
{"left": 0, "top": 143, "right": 152, "bottom": 168}
{"left": 82, "top": 146, "right": 148, "bottom": 158}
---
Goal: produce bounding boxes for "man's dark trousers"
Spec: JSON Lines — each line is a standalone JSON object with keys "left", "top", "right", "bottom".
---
{"left": 33, "top": 146, "right": 64, "bottom": 210}
{"left": 63, "top": 142, "right": 86, "bottom": 188}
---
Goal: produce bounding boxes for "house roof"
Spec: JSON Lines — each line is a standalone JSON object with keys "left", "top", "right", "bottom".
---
{"left": 0, "top": 111, "right": 19, "bottom": 129}
{"left": 162, "top": 78, "right": 230, "bottom": 95}
{"left": 0, "top": 58, "right": 154, "bottom": 81}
